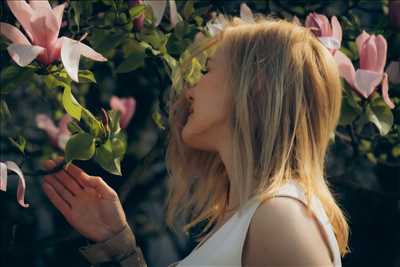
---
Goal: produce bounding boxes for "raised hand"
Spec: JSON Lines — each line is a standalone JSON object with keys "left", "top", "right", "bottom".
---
{"left": 41, "top": 159, "right": 130, "bottom": 243}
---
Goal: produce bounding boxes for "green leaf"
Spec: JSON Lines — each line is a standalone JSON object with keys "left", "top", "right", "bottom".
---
{"left": 63, "top": 86, "right": 83, "bottom": 121}
{"left": 0, "top": 65, "right": 35, "bottom": 94}
{"left": 108, "top": 110, "right": 122, "bottom": 134}
{"left": 70, "top": 1, "right": 81, "bottom": 30}
{"left": 94, "top": 139, "right": 122, "bottom": 176}
{"left": 44, "top": 74, "right": 69, "bottom": 89}
{"left": 67, "top": 120, "right": 84, "bottom": 135}
{"left": 129, "top": 4, "right": 145, "bottom": 18}
{"left": 0, "top": 100, "right": 11, "bottom": 123}
{"left": 366, "top": 101, "right": 394, "bottom": 136}
{"left": 8, "top": 135, "right": 26, "bottom": 154}
{"left": 338, "top": 94, "right": 362, "bottom": 126}
{"left": 183, "top": 0, "right": 195, "bottom": 20}
{"left": 65, "top": 133, "right": 95, "bottom": 163}
{"left": 116, "top": 50, "right": 146, "bottom": 73}
{"left": 78, "top": 70, "right": 96, "bottom": 83}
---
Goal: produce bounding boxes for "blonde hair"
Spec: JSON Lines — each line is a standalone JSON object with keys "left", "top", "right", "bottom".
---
{"left": 165, "top": 15, "right": 350, "bottom": 257}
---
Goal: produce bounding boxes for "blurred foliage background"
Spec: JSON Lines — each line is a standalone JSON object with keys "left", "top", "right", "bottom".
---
{"left": 0, "top": 0, "right": 399, "bottom": 267}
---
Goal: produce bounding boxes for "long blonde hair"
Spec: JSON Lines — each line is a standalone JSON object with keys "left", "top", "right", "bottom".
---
{"left": 165, "top": 15, "right": 350, "bottom": 257}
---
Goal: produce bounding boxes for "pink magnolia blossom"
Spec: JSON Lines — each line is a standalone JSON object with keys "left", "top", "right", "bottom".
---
{"left": 110, "top": 96, "right": 136, "bottom": 129}
{"left": 334, "top": 31, "right": 395, "bottom": 109}
{"left": 36, "top": 114, "right": 72, "bottom": 150}
{"left": 144, "top": 0, "right": 182, "bottom": 28}
{"left": 206, "top": 3, "right": 254, "bottom": 37}
{"left": 305, "top": 12, "right": 342, "bottom": 53}
{"left": 0, "top": 161, "right": 29, "bottom": 208}
{"left": 0, "top": 0, "right": 107, "bottom": 82}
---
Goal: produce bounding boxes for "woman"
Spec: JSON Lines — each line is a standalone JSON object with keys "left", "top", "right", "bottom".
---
{"left": 42, "top": 15, "right": 350, "bottom": 267}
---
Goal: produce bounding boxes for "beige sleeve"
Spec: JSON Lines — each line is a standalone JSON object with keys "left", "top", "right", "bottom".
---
{"left": 78, "top": 224, "right": 148, "bottom": 267}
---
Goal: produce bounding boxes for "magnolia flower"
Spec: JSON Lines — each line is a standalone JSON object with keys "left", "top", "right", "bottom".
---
{"left": 334, "top": 31, "right": 395, "bottom": 109}
{"left": 0, "top": 161, "right": 29, "bottom": 208}
{"left": 0, "top": 0, "right": 107, "bottom": 82}
{"left": 36, "top": 114, "right": 72, "bottom": 150}
{"left": 144, "top": 0, "right": 182, "bottom": 28}
{"left": 386, "top": 61, "right": 400, "bottom": 84}
{"left": 206, "top": 3, "right": 256, "bottom": 37}
{"left": 128, "top": 0, "right": 145, "bottom": 31}
{"left": 305, "top": 12, "right": 342, "bottom": 53}
{"left": 110, "top": 96, "right": 136, "bottom": 129}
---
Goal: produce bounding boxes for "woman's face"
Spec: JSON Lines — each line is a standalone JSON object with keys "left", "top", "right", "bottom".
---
{"left": 181, "top": 45, "right": 232, "bottom": 151}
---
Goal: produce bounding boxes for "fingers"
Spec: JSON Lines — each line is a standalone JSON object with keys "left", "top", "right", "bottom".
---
{"left": 84, "top": 176, "right": 118, "bottom": 201}
{"left": 43, "top": 173, "right": 75, "bottom": 207}
{"left": 43, "top": 160, "right": 83, "bottom": 196}
{"left": 63, "top": 163, "right": 90, "bottom": 189}
{"left": 42, "top": 181, "right": 72, "bottom": 217}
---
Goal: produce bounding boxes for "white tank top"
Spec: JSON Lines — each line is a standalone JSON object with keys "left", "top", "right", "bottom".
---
{"left": 172, "top": 179, "right": 342, "bottom": 267}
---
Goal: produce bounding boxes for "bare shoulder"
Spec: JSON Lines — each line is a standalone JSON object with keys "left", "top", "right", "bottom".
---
{"left": 242, "top": 196, "right": 333, "bottom": 267}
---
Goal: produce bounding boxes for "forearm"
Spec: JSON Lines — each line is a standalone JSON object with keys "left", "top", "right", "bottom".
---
{"left": 79, "top": 224, "right": 148, "bottom": 267}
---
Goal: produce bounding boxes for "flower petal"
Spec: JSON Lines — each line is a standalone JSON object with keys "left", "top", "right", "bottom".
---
{"left": 330, "top": 16, "right": 342, "bottom": 45}
{"left": 0, "top": 162, "right": 7, "bottom": 192}
{"left": 354, "top": 69, "right": 383, "bottom": 98}
{"left": 334, "top": 50, "right": 356, "bottom": 87}
{"left": 144, "top": 0, "right": 167, "bottom": 27}
{"left": 355, "top": 30, "right": 370, "bottom": 53}
{"left": 110, "top": 96, "right": 136, "bottom": 129}
{"left": 359, "top": 35, "right": 378, "bottom": 71}
{"left": 6, "top": 0, "right": 34, "bottom": 41}
{"left": 386, "top": 61, "right": 400, "bottom": 84}
{"left": 5, "top": 161, "right": 29, "bottom": 208}
{"left": 381, "top": 73, "right": 395, "bottom": 109}
{"left": 169, "top": 0, "right": 182, "bottom": 28}
{"left": 0, "top": 22, "right": 31, "bottom": 45}
{"left": 292, "top": 16, "right": 301, "bottom": 26}
{"left": 318, "top": 36, "right": 341, "bottom": 50}
{"left": 240, "top": 3, "right": 255, "bottom": 23}
{"left": 7, "top": 43, "right": 44, "bottom": 66}
{"left": 374, "top": 35, "right": 387, "bottom": 73}
{"left": 36, "top": 114, "right": 59, "bottom": 141}
{"left": 52, "top": 3, "right": 67, "bottom": 30}
{"left": 29, "top": 0, "right": 52, "bottom": 11}
{"left": 29, "top": 6, "right": 59, "bottom": 48}
{"left": 60, "top": 37, "right": 107, "bottom": 82}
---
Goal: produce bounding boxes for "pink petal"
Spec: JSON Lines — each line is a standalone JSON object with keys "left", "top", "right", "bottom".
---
{"left": 0, "top": 162, "right": 7, "bottom": 192}
{"left": 330, "top": 16, "right": 342, "bottom": 45}
{"left": 334, "top": 50, "right": 356, "bottom": 87}
{"left": 52, "top": 3, "right": 67, "bottom": 30}
{"left": 36, "top": 114, "right": 59, "bottom": 142}
{"left": 169, "top": 0, "right": 181, "bottom": 28}
{"left": 355, "top": 31, "right": 370, "bottom": 53}
{"left": 307, "top": 13, "right": 331, "bottom": 36}
{"left": 318, "top": 36, "right": 341, "bottom": 51}
{"left": 386, "top": 61, "right": 400, "bottom": 84}
{"left": 0, "top": 22, "right": 31, "bottom": 45}
{"left": 240, "top": 2, "right": 255, "bottom": 23}
{"left": 29, "top": 6, "right": 59, "bottom": 48}
{"left": 7, "top": 0, "right": 34, "bottom": 41}
{"left": 60, "top": 37, "right": 107, "bottom": 82}
{"left": 5, "top": 161, "right": 29, "bottom": 208}
{"left": 58, "top": 114, "right": 73, "bottom": 134}
{"left": 359, "top": 35, "right": 378, "bottom": 71}
{"left": 7, "top": 43, "right": 44, "bottom": 66}
{"left": 374, "top": 35, "right": 387, "bottom": 73}
{"left": 354, "top": 69, "right": 383, "bottom": 98}
{"left": 110, "top": 96, "right": 136, "bottom": 129}
{"left": 29, "top": 0, "right": 52, "bottom": 11}
{"left": 381, "top": 73, "right": 395, "bottom": 109}
{"left": 292, "top": 16, "right": 301, "bottom": 26}
{"left": 144, "top": 0, "right": 167, "bottom": 26}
